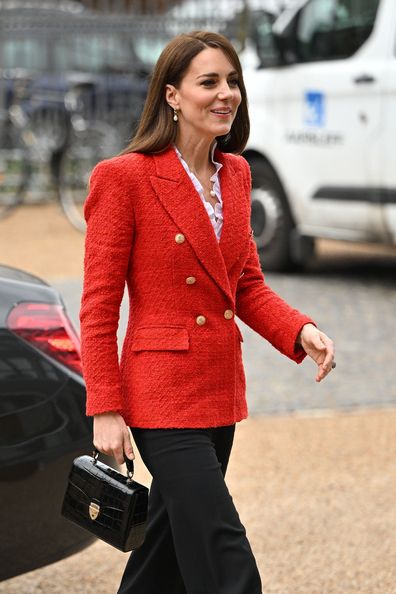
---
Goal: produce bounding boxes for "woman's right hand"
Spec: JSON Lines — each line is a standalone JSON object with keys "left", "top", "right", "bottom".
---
{"left": 93, "top": 411, "right": 135, "bottom": 466}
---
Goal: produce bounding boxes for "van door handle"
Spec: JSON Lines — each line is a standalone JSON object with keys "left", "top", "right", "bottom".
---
{"left": 353, "top": 74, "right": 376, "bottom": 84}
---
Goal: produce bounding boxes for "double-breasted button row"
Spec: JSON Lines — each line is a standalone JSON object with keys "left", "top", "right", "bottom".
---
{"left": 175, "top": 234, "right": 197, "bottom": 285}
{"left": 174, "top": 231, "right": 233, "bottom": 325}
{"left": 195, "top": 310, "right": 234, "bottom": 326}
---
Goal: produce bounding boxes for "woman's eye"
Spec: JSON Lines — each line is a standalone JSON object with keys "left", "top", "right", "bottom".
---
{"left": 201, "top": 78, "right": 239, "bottom": 88}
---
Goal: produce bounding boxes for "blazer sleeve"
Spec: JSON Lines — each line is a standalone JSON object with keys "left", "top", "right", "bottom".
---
{"left": 235, "top": 158, "right": 314, "bottom": 363}
{"left": 79, "top": 160, "right": 135, "bottom": 417}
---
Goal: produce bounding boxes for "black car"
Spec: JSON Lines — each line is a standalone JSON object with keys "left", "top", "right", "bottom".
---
{"left": 0, "top": 265, "right": 102, "bottom": 581}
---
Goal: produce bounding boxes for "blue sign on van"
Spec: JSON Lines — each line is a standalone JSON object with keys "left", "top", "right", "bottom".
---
{"left": 304, "top": 91, "right": 325, "bottom": 127}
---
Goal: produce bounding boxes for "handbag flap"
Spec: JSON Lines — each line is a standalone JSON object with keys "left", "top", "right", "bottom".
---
{"left": 69, "top": 456, "right": 145, "bottom": 512}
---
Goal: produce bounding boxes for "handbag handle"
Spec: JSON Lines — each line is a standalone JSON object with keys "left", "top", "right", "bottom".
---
{"left": 92, "top": 447, "right": 134, "bottom": 482}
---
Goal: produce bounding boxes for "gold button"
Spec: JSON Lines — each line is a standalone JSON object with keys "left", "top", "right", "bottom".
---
{"left": 224, "top": 309, "right": 234, "bottom": 320}
{"left": 186, "top": 276, "right": 196, "bottom": 285}
{"left": 196, "top": 315, "right": 206, "bottom": 326}
{"left": 175, "top": 233, "right": 185, "bottom": 244}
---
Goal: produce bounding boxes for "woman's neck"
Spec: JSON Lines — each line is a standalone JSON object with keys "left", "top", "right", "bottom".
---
{"left": 174, "top": 135, "right": 216, "bottom": 174}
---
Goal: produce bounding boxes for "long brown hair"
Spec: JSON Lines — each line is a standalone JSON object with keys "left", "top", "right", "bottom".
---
{"left": 120, "top": 31, "right": 249, "bottom": 155}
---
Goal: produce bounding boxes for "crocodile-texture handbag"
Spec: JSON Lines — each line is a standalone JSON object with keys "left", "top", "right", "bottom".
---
{"left": 61, "top": 448, "right": 149, "bottom": 552}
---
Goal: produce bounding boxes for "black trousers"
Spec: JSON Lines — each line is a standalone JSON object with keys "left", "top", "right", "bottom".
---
{"left": 116, "top": 424, "right": 262, "bottom": 594}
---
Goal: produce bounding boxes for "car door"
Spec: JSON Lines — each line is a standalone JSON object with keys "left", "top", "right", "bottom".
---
{"left": 280, "top": 0, "right": 387, "bottom": 241}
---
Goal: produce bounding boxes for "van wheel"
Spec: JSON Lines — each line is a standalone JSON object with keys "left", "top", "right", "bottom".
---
{"left": 249, "top": 158, "right": 296, "bottom": 271}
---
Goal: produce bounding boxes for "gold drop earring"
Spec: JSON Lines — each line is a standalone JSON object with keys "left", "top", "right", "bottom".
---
{"left": 173, "top": 109, "right": 179, "bottom": 122}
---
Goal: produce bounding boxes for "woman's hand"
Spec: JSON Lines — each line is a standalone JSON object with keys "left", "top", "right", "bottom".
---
{"left": 297, "top": 323, "right": 335, "bottom": 382}
{"left": 93, "top": 411, "right": 135, "bottom": 466}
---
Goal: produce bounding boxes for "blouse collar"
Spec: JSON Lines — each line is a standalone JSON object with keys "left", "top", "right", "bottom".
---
{"left": 173, "top": 141, "right": 223, "bottom": 178}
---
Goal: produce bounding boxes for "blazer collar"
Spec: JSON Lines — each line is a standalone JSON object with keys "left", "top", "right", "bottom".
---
{"left": 149, "top": 146, "right": 247, "bottom": 302}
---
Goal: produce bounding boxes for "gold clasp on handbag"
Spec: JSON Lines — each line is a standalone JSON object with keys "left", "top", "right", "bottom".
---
{"left": 89, "top": 501, "right": 100, "bottom": 520}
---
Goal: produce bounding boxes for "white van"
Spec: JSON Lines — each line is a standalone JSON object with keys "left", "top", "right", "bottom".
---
{"left": 243, "top": 0, "right": 396, "bottom": 270}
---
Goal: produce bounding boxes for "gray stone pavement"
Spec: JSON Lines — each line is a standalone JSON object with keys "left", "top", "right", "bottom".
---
{"left": 54, "top": 258, "right": 396, "bottom": 415}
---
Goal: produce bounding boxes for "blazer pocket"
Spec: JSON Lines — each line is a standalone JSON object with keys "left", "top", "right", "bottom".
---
{"left": 131, "top": 325, "right": 190, "bottom": 352}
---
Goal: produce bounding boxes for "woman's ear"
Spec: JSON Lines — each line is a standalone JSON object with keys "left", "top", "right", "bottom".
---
{"left": 165, "top": 84, "right": 179, "bottom": 110}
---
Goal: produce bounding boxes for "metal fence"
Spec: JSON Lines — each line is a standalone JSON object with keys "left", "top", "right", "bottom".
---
{"left": 0, "top": 0, "right": 290, "bottom": 223}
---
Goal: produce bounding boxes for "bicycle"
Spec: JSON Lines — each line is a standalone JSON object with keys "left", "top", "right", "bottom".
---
{"left": 57, "top": 83, "right": 126, "bottom": 232}
{"left": 0, "top": 76, "right": 70, "bottom": 220}
{"left": 0, "top": 78, "right": 32, "bottom": 219}
{"left": 0, "top": 79, "right": 126, "bottom": 231}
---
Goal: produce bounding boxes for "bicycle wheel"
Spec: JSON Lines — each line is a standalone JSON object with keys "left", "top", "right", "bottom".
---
{"left": 0, "top": 118, "right": 30, "bottom": 219}
{"left": 58, "top": 121, "right": 123, "bottom": 232}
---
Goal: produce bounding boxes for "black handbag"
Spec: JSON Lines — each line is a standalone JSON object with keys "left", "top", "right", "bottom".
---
{"left": 61, "top": 448, "right": 149, "bottom": 552}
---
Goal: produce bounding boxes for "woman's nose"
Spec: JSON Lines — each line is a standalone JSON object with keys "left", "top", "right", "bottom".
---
{"left": 217, "top": 82, "right": 233, "bottom": 99}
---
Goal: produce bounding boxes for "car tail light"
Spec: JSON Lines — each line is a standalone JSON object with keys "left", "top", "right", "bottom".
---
{"left": 7, "top": 302, "right": 82, "bottom": 376}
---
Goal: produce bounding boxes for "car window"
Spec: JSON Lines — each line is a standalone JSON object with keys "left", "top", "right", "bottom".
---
{"left": 2, "top": 38, "right": 48, "bottom": 70}
{"left": 53, "top": 34, "right": 138, "bottom": 73}
{"left": 296, "top": 0, "right": 380, "bottom": 62}
{"left": 133, "top": 36, "right": 166, "bottom": 66}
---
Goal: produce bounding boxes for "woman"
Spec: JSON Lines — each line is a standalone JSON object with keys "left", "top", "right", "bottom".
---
{"left": 80, "top": 31, "right": 335, "bottom": 594}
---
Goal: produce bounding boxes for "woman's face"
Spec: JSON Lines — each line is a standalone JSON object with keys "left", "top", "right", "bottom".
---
{"left": 166, "top": 47, "right": 242, "bottom": 143}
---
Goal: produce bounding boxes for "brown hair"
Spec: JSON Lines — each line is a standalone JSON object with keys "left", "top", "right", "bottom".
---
{"left": 120, "top": 31, "right": 249, "bottom": 155}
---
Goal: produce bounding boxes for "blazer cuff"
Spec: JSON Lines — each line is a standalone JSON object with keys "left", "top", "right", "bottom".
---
{"left": 85, "top": 390, "right": 123, "bottom": 417}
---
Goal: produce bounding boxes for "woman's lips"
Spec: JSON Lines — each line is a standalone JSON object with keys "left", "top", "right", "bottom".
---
{"left": 210, "top": 109, "right": 233, "bottom": 118}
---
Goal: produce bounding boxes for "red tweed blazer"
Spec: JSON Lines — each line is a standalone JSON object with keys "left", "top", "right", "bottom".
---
{"left": 80, "top": 146, "right": 313, "bottom": 428}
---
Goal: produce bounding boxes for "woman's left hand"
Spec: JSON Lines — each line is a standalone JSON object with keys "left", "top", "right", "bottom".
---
{"left": 297, "top": 323, "right": 335, "bottom": 382}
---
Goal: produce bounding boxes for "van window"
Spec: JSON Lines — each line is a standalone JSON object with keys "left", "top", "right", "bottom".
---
{"left": 296, "top": 0, "right": 380, "bottom": 62}
{"left": 252, "top": 11, "right": 279, "bottom": 68}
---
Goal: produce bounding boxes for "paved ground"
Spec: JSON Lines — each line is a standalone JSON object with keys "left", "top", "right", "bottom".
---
{"left": 1, "top": 204, "right": 396, "bottom": 593}
{"left": 2, "top": 410, "right": 396, "bottom": 594}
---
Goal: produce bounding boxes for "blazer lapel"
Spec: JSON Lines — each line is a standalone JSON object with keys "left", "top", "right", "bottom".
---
{"left": 217, "top": 151, "right": 250, "bottom": 273}
{"left": 150, "top": 147, "right": 248, "bottom": 302}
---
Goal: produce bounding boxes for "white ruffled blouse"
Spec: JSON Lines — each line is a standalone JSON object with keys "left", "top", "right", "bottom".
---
{"left": 174, "top": 143, "right": 223, "bottom": 241}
